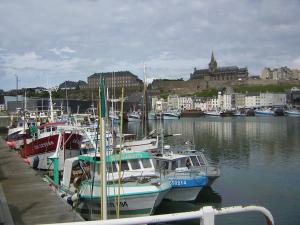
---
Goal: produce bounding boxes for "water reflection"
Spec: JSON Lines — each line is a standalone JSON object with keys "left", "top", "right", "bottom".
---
{"left": 125, "top": 117, "right": 300, "bottom": 225}
{"left": 125, "top": 117, "right": 300, "bottom": 169}
{"left": 154, "top": 187, "right": 222, "bottom": 225}
{"left": 155, "top": 187, "right": 222, "bottom": 210}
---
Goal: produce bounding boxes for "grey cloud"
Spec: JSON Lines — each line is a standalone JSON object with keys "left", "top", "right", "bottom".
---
{"left": 0, "top": 0, "right": 300, "bottom": 90}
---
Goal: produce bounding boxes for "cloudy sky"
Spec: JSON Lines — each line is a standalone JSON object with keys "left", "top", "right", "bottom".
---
{"left": 0, "top": 0, "right": 300, "bottom": 90}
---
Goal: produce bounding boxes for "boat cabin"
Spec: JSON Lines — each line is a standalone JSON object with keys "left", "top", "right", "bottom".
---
{"left": 154, "top": 152, "right": 191, "bottom": 172}
{"left": 62, "top": 152, "right": 157, "bottom": 189}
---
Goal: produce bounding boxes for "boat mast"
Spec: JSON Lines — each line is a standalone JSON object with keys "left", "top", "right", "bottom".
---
{"left": 99, "top": 76, "right": 107, "bottom": 220}
{"left": 143, "top": 63, "right": 148, "bottom": 137}
{"left": 48, "top": 88, "right": 55, "bottom": 122}
{"left": 24, "top": 89, "right": 27, "bottom": 112}
{"left": 116, "top": 87, "right": 124, "bottom": 218}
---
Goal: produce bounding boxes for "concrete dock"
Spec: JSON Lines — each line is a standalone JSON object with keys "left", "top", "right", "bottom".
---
{"left": 0, "top": 137, "right": 84, "bottom": 225}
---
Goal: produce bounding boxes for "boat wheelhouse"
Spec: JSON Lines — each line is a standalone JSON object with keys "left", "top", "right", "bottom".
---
{"left": 154, "top": 152, "right": 208, "bottom": 201}
{"left": 173, "top": 149, "right": 220, "bottom": 186}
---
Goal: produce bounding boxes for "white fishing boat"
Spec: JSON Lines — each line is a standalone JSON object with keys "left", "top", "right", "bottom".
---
{"left": 173, "top": 148, "right": 220, "bottom": 186}
{"left": 285, "top": 109, "right": 300, "bottom": 116}
{"left": 127, "top": 111, "right": 142, "bottom": 121}
{"left": 109, "top": 110, "right": 120, "bottom": 121}
{"left": 116, "top": 135, "right": 158, "bottom": 153}
{"left": 163, "top": 110, "right": 181, "bottom": 120}
{"left": 80, "top": 127, "right": 158, "bottom": 153}
{"left": 204, "top": 110, "right": 221, "bottom": 116}
{"left": 54, "top": 151, "right": 171, "bottom": 220}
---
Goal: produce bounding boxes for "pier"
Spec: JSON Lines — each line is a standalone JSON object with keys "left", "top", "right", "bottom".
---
{"left": 0, "top": 137, "right": 84, "bottom": 225}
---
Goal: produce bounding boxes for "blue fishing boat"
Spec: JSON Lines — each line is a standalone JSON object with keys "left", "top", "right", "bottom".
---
{"left": 255, "top": 108, "right": 275, "bottom": 116}
{"left": 154, "top": 151, "right": 208, "bottom": 201}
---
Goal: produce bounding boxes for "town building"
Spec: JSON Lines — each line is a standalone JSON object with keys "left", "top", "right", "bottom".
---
{"left": 206, "top": 97, "right": 218, "bottom": 111}
{"left": 192, "top": 97, "right": 205, "bottom": 110}
{"left": 235, "top": 93, "right": 246, "bottom": 109}
{"left": 260, "top": 93, "right": 286, "bottom": 107}
{"left": 219, "top": 93, "right": 236, "bottom": 110}
{"left": 178, "top": 97, "right": 193, "bottom": 110}
{"left": 261, "top": 66, "right": 298, "bottom": 80}
{"left": 155, "top": 99, "right": 168, "bottom": 112}
{"left": 287, "top": 87, "right": 300, "bottom": 105}
{"left": 167, "top": 95, "right": 180, "bottom": 109}
{"left": 190, "top": 52, "right": 248, "bottom": 81}
{"left": 87, "top": 71, "right": 143, "bottom": 90}
{"left": 151, "top": 96, "right": 159, "bottom": 112}
{"left": 245, "top": 93, "right": 260, "bottom": 108}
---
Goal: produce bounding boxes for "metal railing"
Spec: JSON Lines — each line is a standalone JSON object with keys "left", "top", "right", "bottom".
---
{"left": 40, "top": 205, "right": 274, "bottom": 225}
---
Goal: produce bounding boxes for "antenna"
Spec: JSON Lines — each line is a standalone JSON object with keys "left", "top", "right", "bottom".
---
{"left": 47, "top": 86, "right": 58, "bottom": 122}
{"left": 15, "top": 74, "right": 20, "bottom": 109}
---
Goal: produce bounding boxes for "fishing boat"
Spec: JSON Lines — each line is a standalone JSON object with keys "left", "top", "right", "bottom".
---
{"left": 115, "top": 132, "right": 158, "bottom": 153}
{"left": 80, "top": 126, "right": 158, "bottom": 154}
{"left": 204, "top": 110, "right": 221, "bottom": 116}
{"left": 127, "top": 111, "right": 142, "bottom": 122}
{"left": 285, "top": 109, "right": 300, "bottom": 116}
{"left": 109, "top": 110, "right": 120, "bottom": 121}
{"left": 172, "top": 148, "right": 220, "bottom": 186}
{"left": 6, "top": 116, "right": 39, "bottom": 149}
{"left": 54, "top": 151, "right": 171, "bottom": 220}
{"left": 22, "top": 122, "right": 83, "bottom": 170}
{"left": 163, "top": 110, "right": 181, "bottom": 120}
{"left": 255, "top": 108, "right": 275, "bottom": 116}
{"left": 154, "top": 151, "right": 208, "bottom": 201}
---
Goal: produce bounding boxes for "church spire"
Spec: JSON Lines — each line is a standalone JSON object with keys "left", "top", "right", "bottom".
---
{"left": 209, "top": 51, "right": 217, "bottom": 72}
{"left": 211, "top": 51, "right": 215, "bottom": 62}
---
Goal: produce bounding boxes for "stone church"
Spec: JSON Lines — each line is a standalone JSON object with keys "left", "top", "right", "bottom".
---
{"left": 190, "top": 52, "right": 248, "bottom": 81}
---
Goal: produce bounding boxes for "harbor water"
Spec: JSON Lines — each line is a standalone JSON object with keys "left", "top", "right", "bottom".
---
{"left": 125, "top": 116, "right": 300, "bottom": 225}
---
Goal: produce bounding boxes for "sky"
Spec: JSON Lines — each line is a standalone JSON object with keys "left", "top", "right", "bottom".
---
{"left": 0, "top": 0, "right": 300, "bottom": 90}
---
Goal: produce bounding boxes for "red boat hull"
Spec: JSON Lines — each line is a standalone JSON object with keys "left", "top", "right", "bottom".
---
{"left": 21, "top": 133, "right": 82, "bottom": 158}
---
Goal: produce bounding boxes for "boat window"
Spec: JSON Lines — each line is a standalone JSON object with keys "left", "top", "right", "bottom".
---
{"left": 52, "top": 127, "right": 57, "bottom": 132}
{"left": 141, "top": 159, "right": 152, "bottom": 168}
{"left": 197, "top": 155, "right": 206, "bottom": 166}
{"left": 130, "top": 159, "right": 141, "bottom": 170}
{"left": 190, "top": 156, "right": 200, "bottom": 166}
{"left": 158, "top": 161, "right": 168, "bottom": 170}
{"left": 47, "top": 127, "right": 51, "bottom": 132}
{"left": 120, "top": 160, "right": 129, "bottom": 171}
{"left": 179, "top": 158, "right": 187, "bottom": 167}
{"left": 171, "top": 160, "right": 178, "bottom": 170}
{"left": 107, "top": 163, "right": 117, "bottom": 173}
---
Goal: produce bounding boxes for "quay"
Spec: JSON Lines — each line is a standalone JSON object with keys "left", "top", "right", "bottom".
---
{"left": 0, "top": 137, "right": 84, "bottom": 225}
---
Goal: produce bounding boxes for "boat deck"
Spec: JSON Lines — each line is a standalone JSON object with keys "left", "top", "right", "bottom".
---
{"left": 0, "top": 137, "right": 84, "bottom": 225}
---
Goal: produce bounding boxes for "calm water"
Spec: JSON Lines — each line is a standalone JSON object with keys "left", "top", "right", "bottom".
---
{"left": 125, "top": 117, "right": 300, "bottom": 225}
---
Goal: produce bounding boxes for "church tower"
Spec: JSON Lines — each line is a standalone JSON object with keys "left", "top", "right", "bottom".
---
{"left": 208, "top": 51, "right": 218, "bottom": 73}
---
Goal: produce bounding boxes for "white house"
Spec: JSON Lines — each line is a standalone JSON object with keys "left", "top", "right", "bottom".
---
{"left": 167, "top": 95, "right": 180, "bottom": 110}
{"left": 245, "top": 93, "right": 260, "bottom": 108}
{"left": 151, "top": 96, "right": 159, "bottom": 111}
{"left": 155, "top": 99, "right": 168, "bottom": 112}
{"left": 178, "top": 97, "right": 193, "bottom": 110}
{"left": 207, "top": 97, "right": 218, "bottom": 111}
{"left": 260, "top": 93, "right": 286, "bottom": 107}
